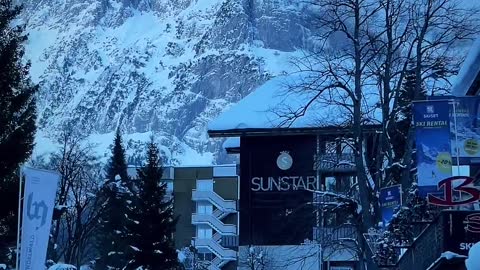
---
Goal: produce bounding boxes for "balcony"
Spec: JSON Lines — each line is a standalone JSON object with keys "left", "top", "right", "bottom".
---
{"left": 192, "top": 190, "right": 237, "bottom": 213}
{"left": 192, "top": 214, "right": 237, "bottom": 235}
{"left": 313, "top": 225, "right": 358, "bottom": 243}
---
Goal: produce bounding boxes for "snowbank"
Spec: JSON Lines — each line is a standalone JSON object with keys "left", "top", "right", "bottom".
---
{"left": 48, "top": 264, "right": 76, "bottom": 270}
{"left": 466, "top": 242, "right": 480, "bottom": 270}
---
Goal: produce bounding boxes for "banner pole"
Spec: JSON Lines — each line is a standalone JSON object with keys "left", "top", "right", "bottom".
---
{"left": 16, "top": 166, "right": 23, "bottom": 270}
{"left": 452, "top": 100, "right": 461, "bottom": 175}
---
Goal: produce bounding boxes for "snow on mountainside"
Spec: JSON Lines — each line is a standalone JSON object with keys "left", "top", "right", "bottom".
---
{"left": 19, "top": 0, "right": 314, "bottom": 165}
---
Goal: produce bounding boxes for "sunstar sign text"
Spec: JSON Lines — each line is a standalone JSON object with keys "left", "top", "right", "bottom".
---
{"left": 251, "top": 176, "right": 319, "bottom": 192}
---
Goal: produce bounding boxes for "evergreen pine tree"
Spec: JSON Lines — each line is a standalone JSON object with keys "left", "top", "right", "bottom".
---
{"left": 124, "top": 141, "right": 179, "bottom": 270}
{"left": 0, "top": 1, "right": 37, "bottom": 265}
{"left": 96, "top": 130, "right": 131, "bottom": 270}
{"left": 106, "top": 130, "right": 130, "bottom": 185}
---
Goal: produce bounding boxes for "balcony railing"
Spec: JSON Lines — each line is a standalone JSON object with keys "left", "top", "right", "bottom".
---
{"left": 314, "top": 153, "right": 356, "bottom": 172}
{"left": 192, "top": 214, "right": 237, "bottom": 235}
{"left": 313, "top": 225, "right": 358, "bottom": 243}
{"left": 192, "top": 190, "right": 237, "bottom": 213}
{"left": 194, "top": 238, "right": 237, "bottom": 261}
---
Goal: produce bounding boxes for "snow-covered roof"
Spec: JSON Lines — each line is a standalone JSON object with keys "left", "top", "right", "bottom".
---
{"left": 208, "top": 74, "right": 380, "bottom": 135}
{"left": 452, "top": 37, "right": 480, "bottom": 96}
{"left": 222, "top": 137, "right": 240, "bottom": 149}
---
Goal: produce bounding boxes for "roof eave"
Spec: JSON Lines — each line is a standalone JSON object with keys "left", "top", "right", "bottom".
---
{"left": 225, "top": 147, "right": 240, "bottom": 154}
{"left": 208, "top": 124, "right": 382, "bottom": 138}
{"left": 466, "top": 71, "right": 480, "bottom": 96}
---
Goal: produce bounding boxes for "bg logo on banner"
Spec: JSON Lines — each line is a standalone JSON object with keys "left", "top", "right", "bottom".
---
{"left": 26, "top": 193, "right": 49, "bottom": 229}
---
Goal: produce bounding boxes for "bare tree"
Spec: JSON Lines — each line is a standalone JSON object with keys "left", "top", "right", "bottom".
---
{"left": 39, "top": 128, "right": 104, "bottom": 268}
{"left": 280, "top": 1, "right": 384, "bottom": 268}
{"left": 279, "top": 0, "right": 479, "bottom": 267}
{"left": 238, "top": 246, "right": 272, "bottom": 270}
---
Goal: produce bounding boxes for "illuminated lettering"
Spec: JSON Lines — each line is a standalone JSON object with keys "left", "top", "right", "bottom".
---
{"left": 297, "top": 177, "right": 306, "bottom": 190}
{"left": 251, "top": 176, "right": 319, "bottom": 192}
{"left": 427, "top": 176, "right": 480, "bottom": 206}
{"left": 306, "top": 176, "right": 317, "bottom": 190}
{"left": 280, "top": 177, "right": 290, "bottom": 191}
{"left": 251, "top": 177, "right": 261, "bottom": 191}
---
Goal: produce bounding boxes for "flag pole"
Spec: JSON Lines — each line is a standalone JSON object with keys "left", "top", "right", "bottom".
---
{"left": 16, "top": 166, "right": 23, "bottom": 270}
{"left": 452, "top": 100, "right": 461, "bottom": 176}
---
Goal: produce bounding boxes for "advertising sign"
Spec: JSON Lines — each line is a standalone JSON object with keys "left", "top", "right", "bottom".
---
{"left": 449, "top": 97, "right": 480, "bottom": 164}
{"left": 443, "top": 211, "right": 480, "bottom": 256}
{"left": 240, "top": 135, "right": 318, "bottom": 245}
{"left": 20, "top": 167, "right": 59, "bottom": 270}
{"left": 380, "top": 185, "right": 402, "bottom": 226}
{"left": 427, "top": 176, "right": 480, "bottom": 206}
{"left": 413, "top": 100, "right": 453, "bottom": 196}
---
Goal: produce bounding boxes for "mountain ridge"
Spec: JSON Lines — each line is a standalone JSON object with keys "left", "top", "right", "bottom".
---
{"left": 20, "top": 0, "right": 314, "bottom": 165}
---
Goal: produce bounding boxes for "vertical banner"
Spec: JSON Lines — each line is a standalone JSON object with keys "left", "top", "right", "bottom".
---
{"left": 380, "top": 185, "right": 402, "bottom": 226}
{"left": 413, "top": 100, "right": 452, "bottom": 196}
{"left": 450, "top": 97, "right": 480, "bottom": 164}
{"left": 20, "top": 167, "right": 59, "bottom": 270}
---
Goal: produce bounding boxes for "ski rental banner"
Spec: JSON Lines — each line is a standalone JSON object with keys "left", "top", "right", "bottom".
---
{"left": 413, "top": 100, "right": 452, "bottom": 196}
{"left": 20, "top": 167, "right": 59, "bottom": 270}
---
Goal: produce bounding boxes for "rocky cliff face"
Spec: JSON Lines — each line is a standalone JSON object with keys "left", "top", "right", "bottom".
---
{"left": 20, "top": 0, "right": 315, "bottom": 164}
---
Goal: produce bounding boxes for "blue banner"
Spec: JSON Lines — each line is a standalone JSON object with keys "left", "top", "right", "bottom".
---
{"left": 380, "top": 185, "right": 402, "bottom": 226}
{"left": 414, "top": 100, "right": 452, "bottom": 196}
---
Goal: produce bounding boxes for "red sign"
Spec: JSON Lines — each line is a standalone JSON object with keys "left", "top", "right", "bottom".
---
{"left": 427, "top": 176, "right": 480, "bottom": 206}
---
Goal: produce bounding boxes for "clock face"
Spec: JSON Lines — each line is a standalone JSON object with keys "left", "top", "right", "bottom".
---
{"left": 277, "top": 152, "right": 293, "bottom": 170}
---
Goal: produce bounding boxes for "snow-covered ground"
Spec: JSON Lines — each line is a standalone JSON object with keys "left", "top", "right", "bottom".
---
{"left": 466, "top": 242, "right": 480, "bottom": 270}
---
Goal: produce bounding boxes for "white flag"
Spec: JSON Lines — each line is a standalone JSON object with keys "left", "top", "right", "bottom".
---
{"left": 20, "top": 167, "right": 59, "bottom": 270}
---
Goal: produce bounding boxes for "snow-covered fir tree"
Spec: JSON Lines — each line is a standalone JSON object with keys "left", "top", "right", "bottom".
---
{"left": 239, "top": 246, "right": 272, "bottom": 270}
{"left": 0, "top": 0, "right": 37, "bottom": 266}
{"left": 95, "top": 130, "right": 131, "bottom": 270}
{"left": 374, "top": 183, "right": 440, "bottom": 266}
{"left": 123, "top": 141, "right": 179, "bottom": 270}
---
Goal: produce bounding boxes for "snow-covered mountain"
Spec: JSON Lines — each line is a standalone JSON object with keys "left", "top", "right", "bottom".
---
{"left": 20, "top": 0, "right": 315, "bottom": 165}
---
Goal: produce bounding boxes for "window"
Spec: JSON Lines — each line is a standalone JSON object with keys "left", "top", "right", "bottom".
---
{"left": 196, "top": 179, "right": 213, "bottom": 191}
{"left": 325, "top": 141, "right": 337, "bottom": 154}
{"left": 197, "top": 225, "right": 212, "bottom": 239}
{"left": 197, "top": 202, "right": 213, "bottom": 215}
{"left": 198, "top": 252, "right": 213, "bottom": 261}
{"left": 341, "top": 139, "right": 354, "bottom": 154}
{"left": 326, "top": 177, "right": 336, "bottom": 191}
